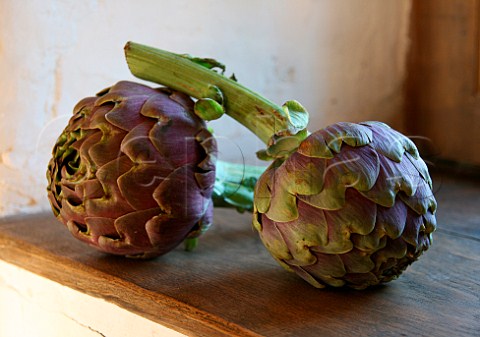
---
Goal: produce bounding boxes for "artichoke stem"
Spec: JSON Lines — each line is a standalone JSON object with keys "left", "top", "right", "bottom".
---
{"left": 125, "top": 41, "right": 289, "bottom": 145}
{"left": 184, "top": 238, "right": 198, "bottom": 252}
{"left": 212, "top": 160, "right": 266, "bottom": 212}
{"left": 186, "top": 161, "right": 264, "bottom": 251}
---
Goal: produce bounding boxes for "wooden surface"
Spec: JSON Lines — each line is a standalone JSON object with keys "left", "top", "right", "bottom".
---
{"left": 406, "top": 0, "right": 480, "bottom": 165}
{"left": 0, "top": 173, "right": 479, "bottom": 337}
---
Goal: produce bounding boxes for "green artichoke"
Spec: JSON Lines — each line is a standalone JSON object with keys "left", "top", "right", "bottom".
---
{"left": 124, "top": 42, "right": 437, "bottom": 289}
{"left": 47, "top": 81, "right": 217, "bottom": 258}
{"left": 253, "top": 121, "right": 437, "bottom": 289}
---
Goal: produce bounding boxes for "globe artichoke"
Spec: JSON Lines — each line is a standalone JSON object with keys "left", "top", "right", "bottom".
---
{"left": 124, "top": 42, "right": 437, "bottom": 288}
{"left": 253, "top": 121, "right": 436, "bottom": 289}
{"left": 47, "top": 81, "right": 217, "bottom": 258}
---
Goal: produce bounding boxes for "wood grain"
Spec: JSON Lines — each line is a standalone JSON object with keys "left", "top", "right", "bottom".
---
{"left": 0, "top": 175, "right": 479, "bottom": 337}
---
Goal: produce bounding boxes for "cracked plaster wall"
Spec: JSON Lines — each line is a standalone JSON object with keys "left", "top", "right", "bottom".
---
{"left": 0, "top": 0, "right": 411, "bottom": 216}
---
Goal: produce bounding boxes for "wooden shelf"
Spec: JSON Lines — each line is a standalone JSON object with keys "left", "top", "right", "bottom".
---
{"left": 0, "top": 174, "right": 478, "bottom": 337}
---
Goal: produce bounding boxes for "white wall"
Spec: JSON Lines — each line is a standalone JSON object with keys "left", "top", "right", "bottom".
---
{"left": 0, "top": 0, "right": 411, "bottom": 216}
{"left": 0, "top": 260, "right": 185, "bottom": 337}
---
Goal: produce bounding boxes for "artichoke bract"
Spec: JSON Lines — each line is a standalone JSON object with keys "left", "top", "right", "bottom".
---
{"left": 124, "top": 42, "right": 437, "bottom": 288}
{"left": 47, "top": 81, "right": 217, "bottom": 258}
{"left": 253, "top": 121, "right": 437, "bottom": 289}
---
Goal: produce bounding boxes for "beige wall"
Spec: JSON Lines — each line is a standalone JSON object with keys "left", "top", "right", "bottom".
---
{"left": 0, "top": 0, "right": 411, "bottom": 216}
{"left": 0, "top": 260, "right": 184, "bottom": 336}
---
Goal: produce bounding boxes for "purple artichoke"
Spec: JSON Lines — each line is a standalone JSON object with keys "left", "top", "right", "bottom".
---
{"left": 47, "top": 81, "right": 217, "bottom": 258}
{"left": 253, "top": 122, "right": 437, "bottom": 289}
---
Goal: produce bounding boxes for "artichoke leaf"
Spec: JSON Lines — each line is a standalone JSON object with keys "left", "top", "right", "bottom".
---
{"left": 339, "top": 249, "right": 376, "bottom": 274}
{"left": 289, "top": 266, "right": 326, "bottom": 288}
{"left": 405, "top": 152, "right": 433, "bottom": 189}
{"left": 399, "top": 181, "right": 437, "bottom": 216}
{"left": 105, "top": 97, "right": 154, "bottom": 131}
{"left": 282, "top": 152, "right": 326, "bottom": 196}
{"left": 168, "top": 90, "right": 195, "bottom": 111}
{"left": 363, "top": 121, "right": 419, "bottom": 162}
{"left": 88, "top": 130, "right": 125, "bottom": 167}
{"left": 113, "top": 208, "right": 163, "bottom": 247}
{"left": 315, "top": 275, "right": 346, "bottom": 288}
{"left": 326, "top": 145, "right": 380, "bottom": 192}
{"left": 282, "top": 100, "right": 309, "bottom": 135}
{"left": 326, "top": 188, "right": 377, "bottom": 236}
{"left": 197, "top": 153, "right": 217, "bottom": 171}
{"left": 87, "top": 156, "right": 135, "bottom": 217}
{"left": 84, "top": 217, "right": 117, "bottom": 238}
{"left": 252, "top": 210, "right": 263, "bottom": 231}
{"left": 372, "top": 238, "right": 408, "bottom": 269}
{"left": 303, "top": 253, "right": 347, "bottom": 279}
{"left": 79, "top": 131, "right": 102, "bottom": 168}
{"left": 274, "top": 201, "right": 329, "bottom": 265}
{"left": 73, "top": 97, "right": 97, "bottom": 116}
{"left": 343, "top": 272, "right": 379, "bottom": 289}
{"left": 100, "top": 80, "right": 160, "bottom": 97}
{"left": 196, "top": 128, "right": 217, "bottom": 150}
{"left": 153, "top": 164, "right": 210, "bottom": 219}
{"left": 299, "top": 145, "right": 380, "bottom": 210}
{"left": 402, "top": 208, "right": 425, "bottom": 247}
{"left": 258, "top": 215, "right": 293, "bottom": 262}
{"left": 256, "top": 149, "right": 275, "bottom": 161}
{"left": 78, "top": 179, "right": 104, "bottom": 200}
{"left": 140, "top": 92, "right": 183, "bottom": 124}
{"left": 195, "top": 171, "right": 216, "bottom": 192}
{"left": 120, "top": 122, "right": 165, "bottom": 164}
{"left": 189, "top": 201, "right": 214, "bottom": 238}
{"left": 376, "top": 199, "right": 408, "bottom": 239}
{"left": 351, "top": 232, "right": 388, "bottom": 253}
{"left": 266, "top": 159, "right": 304, "bottom": 221}
{"left": 117, "top": 163, "right": 172, "bottom": 210}
{"left": 422, "top": 211, "right": 437, "bottom": 233}
{"left": 311, "top": 189, "right": 378, "bottom": 255}
{"left": 265, "top": 136, "right": 301, "bottom": 159}
{"left": 297, "top": 132, "right": 334, "bottom": 159}
{"left": 149, "top": 120, "right": 202, "bottom": 168}
{"left": 312, "top": 215, "right": 353, "bottom": 255}
{"left": 266, "top": 186, "right": 298, "bottom": 222}
{"left": 298, "top": 180, "right": 346, "bottom": 211}
{"left": 321, "top": 122, "right": 373, "bottom": 153}
{"left": 254, "top": 166, "right": 275, "bottom": 214}
{"left": 360, "top": 153, "right": 418, "bottom": 207}
{"left": 145, "top": 213, "right": 202, "bottom": 255}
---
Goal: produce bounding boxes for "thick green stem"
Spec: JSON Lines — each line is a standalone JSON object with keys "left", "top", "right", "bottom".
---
{"left": 125, "top": 42, "right": 290, "bottom": 144}
{"left": 212, "top": 160, "right": 266, "bottom": 212}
